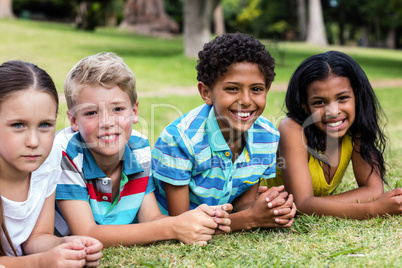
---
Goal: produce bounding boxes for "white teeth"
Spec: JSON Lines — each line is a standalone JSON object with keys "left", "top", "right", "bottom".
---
{"left": 236, "top": 112, "right": 251, "bottom": 118}
{"left": 101, "top": 135, "right": 117, "bottom": 140}
{"left": 327, "top": 121, "right": 342, "bottom": 127}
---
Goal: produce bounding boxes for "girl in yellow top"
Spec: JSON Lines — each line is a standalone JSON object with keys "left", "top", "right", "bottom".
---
{"left": 261, "top": 51, "right": 402, "bottom": 219}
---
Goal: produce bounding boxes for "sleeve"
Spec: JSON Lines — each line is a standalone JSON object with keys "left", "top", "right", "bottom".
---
{"left": 151, "top": 126, "right": 195, "bottom": 186}
{"left": 54, "top": 138, "right": 89, "bottom": 202}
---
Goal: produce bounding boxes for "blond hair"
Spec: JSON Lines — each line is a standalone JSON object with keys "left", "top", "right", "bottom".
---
{"left": 64, "top": 52, "right": 137, "bottom": 109}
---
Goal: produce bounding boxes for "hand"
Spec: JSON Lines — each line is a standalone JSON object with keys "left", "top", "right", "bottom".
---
{"left": 372, "top": 188, "right": 402, "bottom": 216}
{"left": 41, "top": 242, "right": 86, "bottom": 268}
{"left": 202, "top": 204, "right": 233, "bottom": 234}
{"left": 173, "top": 204, "right": 218, "bottom": 246}
{"left": 248, "top": 187, "right": 296, "bottom": 228}
{"left": 64, "top": 236, "right": 103, "bottom": 267}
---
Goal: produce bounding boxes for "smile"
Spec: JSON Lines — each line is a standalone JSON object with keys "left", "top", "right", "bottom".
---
{"left": 99, "top": 134, "right": 118, "bottom": 141}
{"left": 327, "top": 120, "right": 343, "bottom": 127}
{"left": 232, "top": 111, "right": 254, "bottom": 119}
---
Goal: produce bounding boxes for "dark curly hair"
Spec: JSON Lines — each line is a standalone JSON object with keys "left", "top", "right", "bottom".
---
{"left": 196, "top": 32, "right": 275, "bottom": 87}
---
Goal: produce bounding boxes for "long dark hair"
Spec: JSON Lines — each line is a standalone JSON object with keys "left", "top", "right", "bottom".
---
{"left": 0, "top": 60, "right": 58, "bottom": 256}
{"left": 285, "top": 51, "right": 387, "bottom": 180}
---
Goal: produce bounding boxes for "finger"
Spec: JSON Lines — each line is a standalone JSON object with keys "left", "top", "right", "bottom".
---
{"left": 214, "top": 209, "right": 230, "bottom": 218}
{"left": 198, "top": 204, "right": 217, "bottom": 217}
{"left": 266, "top": 185, "right": 285, "bottom": 195}
{"left": 85, "top": 251, "right": 103, "bottom": 262}
{"left": 84, "top": 260, "right": 101, "bottom": 267}
{"left": 85, "top": 241, "right": 103, "bottom": 254}
{"left": 213, "top": 216, "right": 231, "bottom": 226}
{"left": 274, "top": 217, "right": 291, "bottom": 225}
{"left": 195, "top": 240, "right": 208, "bottom": 246}
{"left": 272, "top": 207, "right": 292, "bottom": 217}
{"left": 217, "top": 224, "right": 231, "bottom": 233}
{"left": 59, "top": 241, "right": 86, "bottom": 252}
{"left": 267, "top": 192, "right": 288, "bottom": 208}
{"left": 258, "top": 186, "right": 268, "bottom": 193}
{"left": 221, "top": 203, "right": 233, "bottom": 213}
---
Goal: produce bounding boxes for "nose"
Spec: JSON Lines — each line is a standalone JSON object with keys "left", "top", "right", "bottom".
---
{"left": 325, "top": 102, "right": 340, "bottom": 118}
{"left": 26, "top": 130, "right": 40, "bottom": 149}
{"left": 99, "top": 110, "right": 115, "bottom": 128}
{"left": 238, "top": 89, "right": 251, "bottom": 106}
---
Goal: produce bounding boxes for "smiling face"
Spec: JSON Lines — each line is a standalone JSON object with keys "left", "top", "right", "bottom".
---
{"left": 0, "top": 88, "right": 57, "bottom": 177}
{"left": 67, "top": 84, "right": 138, "bottom": 163}
{"left": 199, "top": 61, "right": 270, "bottom": 142}
{"left": 306, "top": 76, "right": 356, "bottom": 139}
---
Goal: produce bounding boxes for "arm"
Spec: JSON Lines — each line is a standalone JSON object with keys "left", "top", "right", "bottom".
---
{"left": 57, "top": 192, "right": 219, "bottom": 247}
{"left": 279, "top": 118, "right": 389, "bottom": 219}
{"left": 1, "top": 192, "right": 100, "bottom": 268}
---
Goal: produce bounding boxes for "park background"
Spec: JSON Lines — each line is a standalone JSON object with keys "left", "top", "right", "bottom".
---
{"left": 0, "top": 0, "right": 402, "bottom": 267}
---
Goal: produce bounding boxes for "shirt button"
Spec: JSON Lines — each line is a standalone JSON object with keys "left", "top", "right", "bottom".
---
{"left": 102, "top": 179, "right": 108, "bottom": 185}
{"left": 225, "top": 192, "right": 229, "bottom": 196}
{"left": 102, "top": 196, "right": 108, "bottom": 201}
{"left": 229, "top": 177, "right": 232, "bottom": 181}
{"left": 224, "top": 151, "right": 230, "bottom": 157}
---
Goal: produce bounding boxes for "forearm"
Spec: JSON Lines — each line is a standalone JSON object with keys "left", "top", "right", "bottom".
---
{"left": 297, "top": 196, "right": 377, "bottom": 219}
{"left": 322, "top": 185, "right": 383, "bottom": 203}
{"left": 23, "top": 234, "right": 64, "bottom": 255}
{"left": 0, "top": 252, "right": 46, "bottom": 268}
{"left": 72, "top": 217, "right": 179, "bottom": 248}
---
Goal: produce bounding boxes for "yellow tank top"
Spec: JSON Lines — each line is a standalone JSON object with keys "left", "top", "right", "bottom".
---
{"left": 261, "top": 134, "right": 353, "bottom": 196}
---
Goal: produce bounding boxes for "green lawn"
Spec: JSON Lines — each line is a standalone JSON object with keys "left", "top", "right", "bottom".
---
{"left": 1, "top": 19, "right": 402, "bottom": 267}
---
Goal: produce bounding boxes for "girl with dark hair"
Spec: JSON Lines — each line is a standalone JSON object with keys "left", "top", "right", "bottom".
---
{"left": 261, "top": 51, "right": 402, "bottom": 219}
{"left": 0, "top": 60, "right": 102, "bottom": 267}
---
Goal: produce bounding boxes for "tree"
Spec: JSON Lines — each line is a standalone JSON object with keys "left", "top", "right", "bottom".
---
{"left": 183, "top": 0, "right": 220, "bottom": 58}
{"left": 0, "top": 0, "right": 14, "bottom": 18}
{"left": 120, "top": 0, "right": 179, "bottom": 36}
{"left": 306, "top": 0, "right": 327, "bottom": 46}
{"left": 214, "top": 3, "right": 225, "bottom": 36}
{"left": 297, "top": 0, "right": 307, "bottom": 40}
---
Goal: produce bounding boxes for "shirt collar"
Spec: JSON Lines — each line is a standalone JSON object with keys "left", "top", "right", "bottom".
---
{"left": 205, "top": 105, "right": 254, "bottom": 157}
{"left": 77, "top": 133, "right": 144, "bottom": 180}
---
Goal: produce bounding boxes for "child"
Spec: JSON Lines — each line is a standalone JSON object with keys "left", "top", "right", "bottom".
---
{"left": 261, "top": 50, "right": 402, "bottom": 219}
{"left": 152, "top": 32, "right": 296, "bottom": 231}
{"left": 0, "top": 61, "right": 102, "bottom": 267}
{"left": 49, "top": 52, "right": 232, "bottom": 247}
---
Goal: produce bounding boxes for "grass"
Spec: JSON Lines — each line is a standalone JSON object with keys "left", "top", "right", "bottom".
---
{"left": 1, "top": 19, "right": 402, "bottom": 267}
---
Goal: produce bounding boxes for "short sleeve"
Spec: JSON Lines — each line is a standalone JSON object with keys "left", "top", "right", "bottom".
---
{"left": 151, "top": 127, "right": 194, "bottom": 186}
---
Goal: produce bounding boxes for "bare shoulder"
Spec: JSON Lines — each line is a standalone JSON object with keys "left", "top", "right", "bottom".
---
{"left": 278, "top": 117, "right": 303, "bottom": 138}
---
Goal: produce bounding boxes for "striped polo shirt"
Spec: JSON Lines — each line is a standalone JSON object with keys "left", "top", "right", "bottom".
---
{"left": 54, "top": 127, "right": 154, "bottom": 232}
{"left": 151, "top": 104, "right": 279, "bottom": 213}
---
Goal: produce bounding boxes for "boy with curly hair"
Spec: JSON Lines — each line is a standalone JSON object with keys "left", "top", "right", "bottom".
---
{"left": 152, "top": 33, "right": 296, "bottom": 231}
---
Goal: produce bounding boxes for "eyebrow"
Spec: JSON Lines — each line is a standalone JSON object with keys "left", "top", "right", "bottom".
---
{"left": 223, "top": 81, "right": 265, "bottom": 86}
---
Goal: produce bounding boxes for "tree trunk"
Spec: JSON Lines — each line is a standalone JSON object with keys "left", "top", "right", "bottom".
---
{"left": 184, "top": 0, "right": 220, "bottom": 58}
{"left": 214, "top": 4, "right": 225, "bottom": 36}
{"left": 120, "top": 0, "right": 179, "bottom": 37}
{"left": 386, "top": 28, "right": 396, "bottom": 49}
{"left": 0, "top": 0, "right": 14, "bottom": 18}
{"left": 297, "top": 0, "right": 307, "bottom": 41}
{"left": 306, "top": 0, "right": 327, "bottom": 46}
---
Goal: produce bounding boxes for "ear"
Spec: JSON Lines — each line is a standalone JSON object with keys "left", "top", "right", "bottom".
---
{"left": 132, "top": 100, "right": 139, "bottom": 124}
{"left": 198, "top": 82, "right": 213, "bottom": 106}
{"left": 67, "top": 109, "right": 80, "bottom": 132}
{"left": 301, "top": 102, "right": 310, "bottom": 115}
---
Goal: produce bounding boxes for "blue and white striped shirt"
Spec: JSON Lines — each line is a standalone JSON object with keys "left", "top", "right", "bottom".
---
{"left": 151, "top": 104, "right": 279, "bottom": 214}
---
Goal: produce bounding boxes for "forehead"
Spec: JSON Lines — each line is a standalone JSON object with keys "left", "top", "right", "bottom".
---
{"left": 75, "top": 84, "right": 131, "bottom": 105}
{"left": 307, "top": 76, "right": 353, "bottom": 97}
{"left": 0, "top": 88, "right": 57, "bottom": 116}
{"left": 218, "top": 62, "right": 265, "bottom": 83}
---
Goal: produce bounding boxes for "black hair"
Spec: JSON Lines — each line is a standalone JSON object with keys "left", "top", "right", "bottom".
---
{"left": 285, "top": 51, "right": 387, "bottom": 180}
{"left": 196, "top": 32, "right": 275, "bottom": 87}
{"left": 0, "top": 60, "right": 58, "bottom": 256}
